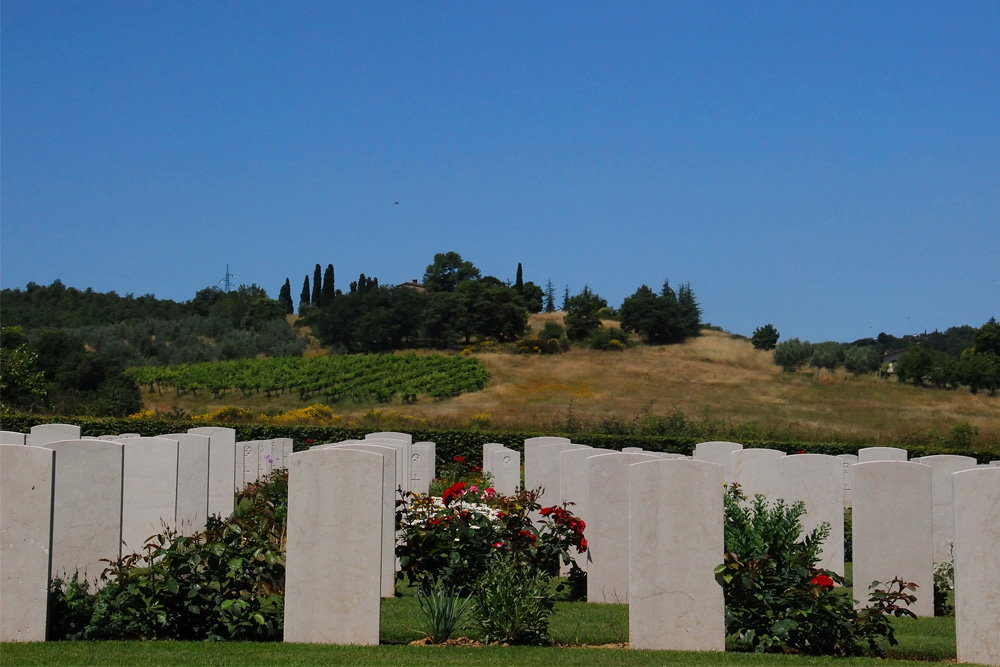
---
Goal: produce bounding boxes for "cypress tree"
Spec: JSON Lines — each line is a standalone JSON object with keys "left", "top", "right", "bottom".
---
{"left": 322, "top": 264, "right": 336, "bottom": 305}
{"left": 515, "top": 263, "right": 524, "bottom": 294}
{"left": 278, "top": 278, "right": 294, "bottom": 314}
{"left": 312, "top": 264, "right": 322, "bottom": 306}
{"left": 300, "top": 276, "right": 310, "bottom": 312}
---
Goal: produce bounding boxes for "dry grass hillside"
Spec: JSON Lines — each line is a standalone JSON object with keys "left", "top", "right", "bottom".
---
{"left": 144, "top": 313, "right": 1000, "bottom": 448}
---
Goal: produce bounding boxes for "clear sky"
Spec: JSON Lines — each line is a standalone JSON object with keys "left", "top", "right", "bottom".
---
{"left": 2, "top": 1, "right": 997, "bottom": 343}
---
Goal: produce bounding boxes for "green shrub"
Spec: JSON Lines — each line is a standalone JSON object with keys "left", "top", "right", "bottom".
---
{"left": 47, "top": 470, "right": 288, "bottom": 641}
{"left": 588, "top": 327, "right": 628, "bottom": 351}
{"left": 716, "top": 484, "right": 916, "bottom": 656}
{"left": 473, "top": 553, "right": 554, "bottom": 645}
{"left": 414, "top": 576, "right": 475, "bottom": 643}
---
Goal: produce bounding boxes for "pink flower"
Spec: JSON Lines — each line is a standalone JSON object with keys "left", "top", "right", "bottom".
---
{"left": 467, "top": 484, "right": 479, "bottom": 495}
{"left": 482, "top": 487, "right": 495, "bottom": 500}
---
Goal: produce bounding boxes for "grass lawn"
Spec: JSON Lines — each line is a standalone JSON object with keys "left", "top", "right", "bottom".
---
{"left": 2, "top": 593, "right": 971, "bottom": 667}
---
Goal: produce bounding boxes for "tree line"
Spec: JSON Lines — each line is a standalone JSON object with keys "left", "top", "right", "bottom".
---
{"left": 1, "top": 251, "right": 705, "bottom": 415}
{"left": 755, "top": 319, "right": 999, "bottom": 395}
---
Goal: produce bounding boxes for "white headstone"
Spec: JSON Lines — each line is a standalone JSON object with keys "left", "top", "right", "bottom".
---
{"left": 120, "top": 437, "right": 179, "bottom": 556}
{"left": 919, "top": 455, "right": 978, "bottom": 562}
{"left": 488, "top": 447, "right": 521, "bottom": 496}
{"left": 410, "top": 442, "right": 436, "bottom": 496}
{"left": 629, "top": 459, "right": 724, "bottom": 651}
{"left": 693, "top": 441, "right": 743, "bottom": 483}
{"left": 524, "top": 436, "right": 571, "bottom": 494}
{"left": 327, "top": 444, "right": 398, "bottom": 598}
{"left": 187, "top": 426, "right": 237, "bottom": 517}
{"left": 858, "top": 446, "right": 907, "bottom": 462}
{"left": 731, "top": 448, "right": 785, "bottom": 502}
{"left": 43, "top": 439, "right": 123, "bottom": 585}
{"left": 284, "top": 447, "right": 382, "bottom": 644}
{"left": 0, "top": 444, "right": 55, "bottom": 641}
{"left": 780, "top": 454, "right": 845, "bottom": 576}
{"left": 953, "top": 467, "right": 1000, "bottom": 666}
{"left": 29, "top": 423, "right": 80, "bottom": 447}
{"left": 852, "top": 461, "right": 933, "bottom": 616}
{"left": 160, "top": 433, "right": 211, "bottom": 534}
{"left": 0, "top": 431, "right": 26, "bottom": 445}
{"left": 838, "top": 454, "right": 858, "bottom": 508}
{"left": 587, "top": 451, "right": 660, "bottom": 603}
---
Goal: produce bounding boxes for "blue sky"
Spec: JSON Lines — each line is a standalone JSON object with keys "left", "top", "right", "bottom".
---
{"left": 2, "top": 1, "right": 997, "bottom": 342}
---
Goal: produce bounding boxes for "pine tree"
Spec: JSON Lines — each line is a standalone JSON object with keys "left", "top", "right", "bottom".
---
{"left": 322, "top": 264, "right": 336, "bottom": 305}
{"left": 312, "top": 264, "right": 322, "bottom": 306}
{"left": 544, "top": 280, "right": 556, "bottom": 313}
{"left": 278, "top": 278, "right": 294, "bottom": 315}
{"left": 562, "top": 286, "right": 571, "bottom": 311}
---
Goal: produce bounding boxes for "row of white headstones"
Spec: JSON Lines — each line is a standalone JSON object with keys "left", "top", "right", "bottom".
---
{"left": 2, "top": 428, "right": 998, "bottom": 665}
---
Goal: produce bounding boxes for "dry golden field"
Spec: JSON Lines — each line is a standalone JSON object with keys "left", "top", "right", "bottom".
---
{"left": 144, "top": 314, "right": 1000, "bottom": 449}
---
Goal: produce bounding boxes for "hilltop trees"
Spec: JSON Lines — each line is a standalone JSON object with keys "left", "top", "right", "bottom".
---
{"left": 422, "top": 251, "right": 481, "bottom": 292}
{"left": 278, "top": 278, "right": 294, "bottom": 315}
{"left": 563, "top": 286, "right": 607, "bottom": 341}
{"left": 751, "top": 324, "right": 780, "bottom": 351}
{"left": 619, "top": 281, "right": 702, "bottom": 345}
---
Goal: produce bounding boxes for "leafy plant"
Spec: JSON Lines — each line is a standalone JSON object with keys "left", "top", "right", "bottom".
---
{"left": 414, "top": 576, "right": 475, "bottom": 643}
{"left": 47, "top": 470, "right": 288, "bottom": 641}
{"left": 932, "top": 542, "right": 955, "bottom": 617}
{"left": 472, "top": 553, "right": 554, "bottom": 645}
{"left": 716, "top": 483, "right": 916, "bottom": 657}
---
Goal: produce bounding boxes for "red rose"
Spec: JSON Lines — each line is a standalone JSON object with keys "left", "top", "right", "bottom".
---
{"left": 578, "top": 538, "right": 588, "bottom": 553}
{"left": 811, "top": 574, "right": 834, "bottom": 589}
{"left": 539, "top": 507, "right": 554, "bottom": 516}
{"left": 454, "top": 456, "right": 466, "bottom": 464}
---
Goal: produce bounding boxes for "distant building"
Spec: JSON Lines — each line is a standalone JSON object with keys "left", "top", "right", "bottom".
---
{"left": 881, "top": 348, "right": 909, "bottom": 374}
{"left": 397, "top": 279, "right": 425, "bottom": 292}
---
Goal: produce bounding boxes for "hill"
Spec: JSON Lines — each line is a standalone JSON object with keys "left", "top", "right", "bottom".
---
{"left": 140, "top": 315, "right": 1000, "bottom": 449}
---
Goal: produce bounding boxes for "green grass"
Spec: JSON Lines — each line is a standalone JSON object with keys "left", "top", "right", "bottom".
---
{"left": 2, "top": 594, "right": 968, "bottom": 667}
{"left": 2, "top": 569, "right": 970, "bottom": 667}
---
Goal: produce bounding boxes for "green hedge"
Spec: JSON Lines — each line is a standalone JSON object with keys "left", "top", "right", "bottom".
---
{"left": 1, "top": 413, "right": 995, "bottom": 465}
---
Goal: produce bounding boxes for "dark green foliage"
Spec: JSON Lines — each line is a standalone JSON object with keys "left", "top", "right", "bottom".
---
{"left": 321, "top": 264, "right": 336, "bottom": 306}
{"left": 473, "top": 553, "right": 555, "bottom": 645}
{"left": 538, "top": 321, "right": 565, "bottom": 341}
{"left": 588, "top": 327, "right": 629, "bottom": 351}
{"left": 717, "top": 485, "right": 916, "bottom": 656}
{"left": 844, "top": 346, "right": 880, "bottom": 375}
{"left": 544, "top": 280, "right": 556, "bottom": 313}
{"left": 299, "top": 276, "right": 310, "bottom": 312}
{"left": 2, "top": 328, "right": 142, "bottom": 417}
{"left": 1, "top": 279, "right": 186, "bottom": 329}
{"left": 619, "top": 280, "right": 701, "bottom": 345}
{"left": 277, "top": 279, "right": 294, "bottom": 315}
{"left": 47, "top": 471, "right": 288, "bottom": 641}
{"left": 520, "top": 281, "right": 545, "bottom": 314}
{"left": 563, "top": 286, "right": 607, "bottom": 341}
{"left": 311, "top": 264, "right": 322, "bottom": 306}
{"left": 809, "top": 341, "right": 845, "bottom": 370}
{"left": 751, "top": 324, "right": 780, "bottom": 351}
{"left": 422, "top": 251, "right": 481, "bottom": 292}
{"left": 773, "top": 338, "right": 814, "bottom": 372}
{"left": 0, "top": 326, "right": 48, "bottom": 411}
{"left": 241, "top": 298, "right": 287, "bottom": 331}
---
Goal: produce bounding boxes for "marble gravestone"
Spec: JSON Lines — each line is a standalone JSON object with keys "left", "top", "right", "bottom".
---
{"left": 0, "top": 444, "right": 55, "bottom": 641}
{"left": 283, "top": 447, "right": 382, "bottom": 645}
{"left": 629, "top": 459, "right": 724, "bottom": 651}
